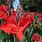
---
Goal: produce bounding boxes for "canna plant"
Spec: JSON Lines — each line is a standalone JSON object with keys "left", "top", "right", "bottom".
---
{"left": 0, "top": 0, "right": 42, "bottom": 42}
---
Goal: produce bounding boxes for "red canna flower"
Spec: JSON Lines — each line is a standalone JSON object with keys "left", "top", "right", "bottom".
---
{"left": 0, "top": 10, "right": 34, "bottom": 40}
{"left": 0, "top": 21, "right": 23, "bottom": 40}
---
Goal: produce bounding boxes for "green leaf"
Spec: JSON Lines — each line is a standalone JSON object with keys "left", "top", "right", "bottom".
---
{"left": 0, "top": 30, "right": 3, "bottom": 39}
{"left": 35, "top": 28, "right": 42, "bottom": 36}
{"left": 28, "top": 28, "right": 33, "bottom": 38}
{"left": 24, "top": 26, "right": 34, "bottom": 42}
{"left": 35, "top": 15, "right": 39, "bottom": 19}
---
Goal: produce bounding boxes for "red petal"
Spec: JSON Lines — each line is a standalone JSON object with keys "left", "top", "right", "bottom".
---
{"left": 19, "top": 14, "right": 29, "bottom": 27}
{"left": 32, "top": 33, "right": 37, "bottom": 40}
{"left": 39, "top": 18, "right": 42, "bottom": 21}
{"left": 16, "top": 30, "right": 24, "bottom": 40}
{"left": 1, "top": 4, "right": 7, "bottom": 11}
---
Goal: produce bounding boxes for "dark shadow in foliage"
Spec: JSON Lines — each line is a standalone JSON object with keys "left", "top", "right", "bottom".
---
{"left": 10, "top": 34, "right": 14, "bottom": 42}
{"left": 19, "top": 0, "right": 42, "bottom": 13}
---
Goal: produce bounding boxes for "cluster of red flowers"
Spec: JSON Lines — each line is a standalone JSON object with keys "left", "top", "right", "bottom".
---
{"left": 0, "top": 4, "right": 42, "bottom": 40}
{"left": 32, "top": 33, "right": 42, "bottom": 42}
